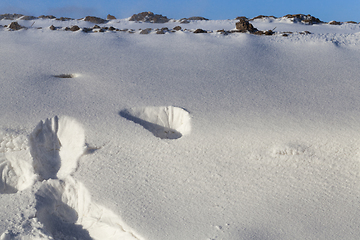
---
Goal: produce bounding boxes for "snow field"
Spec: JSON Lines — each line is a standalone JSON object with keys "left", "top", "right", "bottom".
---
{"left": 1, "top": 17, "right": 360, "bottom": 239}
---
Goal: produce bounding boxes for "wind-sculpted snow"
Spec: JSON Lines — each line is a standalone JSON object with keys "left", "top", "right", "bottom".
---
{"left": 36, "top": 178, "right": 143, "bottom": 240}
{"left": 0, "top": 130, "right": 36, "bottom": 194}
{"left": 0, "top": 151, "right": 36, "bottom": 194}
{"left": 120, "top": 106, "right": 191, "bottom": 139}
{"left": 0, "top": 116, "right": 143, "bottom": 240}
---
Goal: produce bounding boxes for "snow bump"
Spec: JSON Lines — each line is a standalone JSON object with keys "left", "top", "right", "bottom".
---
{"left": 120, "top": 106, "right": 191, "bottom": 139}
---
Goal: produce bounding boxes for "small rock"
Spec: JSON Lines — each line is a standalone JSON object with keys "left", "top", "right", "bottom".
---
{"left": 185, "top": 16, "right": 209, "bottom": 21}
{"left": 250, "top": 15, "right": 276, "bottom": 21}
{"left": 39, "top": 15, "right": 56, "bottom": 19}
{"left": 328, "top": 21, "right": 341, "bottom": 25}
{"left": 49, "top": 25, "right": 56, "bottom": 30}
{"left": 140, "top": 28, "right": 152, "bottom": 34}
{"left": 93, "top": 25, "right": 101, "bottom": 29}
{"left": 83, "top": 16, "right": 107, "bottom": 24}
{"left": 173, "top": 26, "right": 181, "bottom": 31}
{"left": 107, "top": 14, "right": 116, "bottom": 20}
{"left": 8, "top": 22, "right": 24, "bottom": 30}
{"left": 64, "top": 27, "right": 70, "bottom": 31}
{"left": 82, "top": 28, "right": 92, "bottom": 33}
{"left": 56, "top": 17, "right": 73, "bottom": 21}
{"left": 235, "top": 16, "right": 248, "bottom": 21}
{"left": 108, "top": 26, "right": 116, "bottom": 31}
{"left": 235, "top": 19, "right": 258, "bottom": 32}
{"left": 156, "top": 29, "right": 165, "bottom": 34}
{"left": 194, "top": 28, "right": 207, "bottom": 33}
{"left": 129, "top": 11, "right": 170, "bottom": 23}
{"left": 70, "top": 25, "right": 80, "bottom": 31}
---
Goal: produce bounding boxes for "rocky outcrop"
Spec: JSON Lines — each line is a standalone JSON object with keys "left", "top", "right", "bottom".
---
{"left": 0, "top": 14, "right": 24, "bottom": 20}
{"left": 8, "top": 22, "right": 25, "bottom": 30}
{"left": 129, "top": 11, "right": 170, "bottom": 23}
{"left": 283, "top": 14, "right": 322, "bottom": 24}
{"left": 179, "top": 16, "right": 209, "bottom": 23}
{"left": 235, "top": 19, "right": 258, "bottom": 32}
{"left": 194, "top": 29, "right": 207, "bottom": 33}
{"left": 107, "top": 14, "right": 116, "bottom": 20}
{"left": 83, "top": 16, "right": 107, "bottom": 24}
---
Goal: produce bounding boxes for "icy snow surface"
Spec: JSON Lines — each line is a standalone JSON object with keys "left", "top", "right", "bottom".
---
{"left": 1, "top": 17, "right": 360, "bottom": 239}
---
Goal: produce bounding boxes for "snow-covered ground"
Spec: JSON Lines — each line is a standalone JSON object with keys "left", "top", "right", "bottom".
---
{"left": 1, "top": 15, "right": 360, "bottom": 240}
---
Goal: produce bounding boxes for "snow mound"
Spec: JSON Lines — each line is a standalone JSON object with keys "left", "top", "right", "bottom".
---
{"left": 29, "top": 116, "right": 85, "bottom": 180}
{"left": 120, "top": 106, "right": 191, "bottom": 139}
{"left": 0, "top": 151, "right": 36, "bottom": 194}
{"left": 36, "top": 177, "right": 143, "bottom": 240}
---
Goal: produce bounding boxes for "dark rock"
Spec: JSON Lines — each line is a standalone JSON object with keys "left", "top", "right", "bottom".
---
{"left": 129, "top": 11, "right": 170, "bottom": 23}
{"left": 235, "top": 19, "right": 258, "bottom": 32}
{"left": 70, "top": 25, "right": 80, "bottom": 31}
{"left": 217, "top": 29, "right": 229, "bottom": 35}
{"left": 0, "top": 14, "right": 24, "bottom": 20}
{"left": 120, "top": 28, "right": 128, "bottom": 32}
{"left": 250, "top": 15, "right": 276, "bottom": 21}
{"left": 346, "top": 21, "right": 357, "bottom": 24}
{"left": 283, "top": 14, "right": 322, "bottom": 24}
{"left": 179, "top": 16, "right": 209, "bottom": 23}
{"left": 156, "top": 29, "right": 165, "bottom": 34}
{"left": 8, "top": 22, "right": 24, "bottom": 30}
{"left": 20, "top": 15, "right": 37, "bottom": 20}
{"left": 107, "top": 14, "right": 116, "bottom": 20}
{"left": 83, "top": 16, "right": 107, "bottom": 24}
{"left": 235, "top": 16, "right": 248, "bottom": 21}
{"left": 64, "top": 27, "right": 70, "bottom": 31}
{"left": 49, "top": 25, "right": 56, "bottom": 30}
{"left": 140, "top": 28, "right": 152, "bottom": 34}
{"left": 173, "top": 26, "right": 181, "bottom": 31}
{"left": 39, "top": 15, "right": 56, "bottom": 19}
{"left": 108, "top": 26, "right": 116, "bottom": 31}
{"left": 185, "top": 16, "right": 209, "bottom": 21}
{"left": 264, "top": 30, "right": 274, "bottom": 35}
{"left": 93, "top": 25, "right": 101, "bottom": 29}
{"left": 56, "top": 17, "right": 73, "bottom": 21}
{"left": 328, "top": 21, "right": 341, "bottom": 25}
{"left": 194, "top": 28, "right": 207, "bottom": 33}
{"left": 82, "top": 27, "right": 92, "bottom": 33}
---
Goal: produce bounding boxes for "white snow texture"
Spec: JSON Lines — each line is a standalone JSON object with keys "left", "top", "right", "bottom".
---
{"left": 1, "top": 116, "right": 143, "bottom": 240}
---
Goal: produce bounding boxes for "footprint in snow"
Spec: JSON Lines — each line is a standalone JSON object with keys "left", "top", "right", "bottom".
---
{"left": 120, "top": 106, "right": 191, "bottom": 139}
{"left": 0, "top": 116, "right": 144, "bottom": 240}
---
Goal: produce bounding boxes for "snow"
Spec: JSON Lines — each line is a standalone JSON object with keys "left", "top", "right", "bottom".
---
{"left": 1, "top": 16, "right": 360, "bottom": 239}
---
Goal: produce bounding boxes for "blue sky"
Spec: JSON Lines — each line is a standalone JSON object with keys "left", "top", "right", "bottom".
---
{"left": 0, "top": 0, "right": 359, "bottom": 22}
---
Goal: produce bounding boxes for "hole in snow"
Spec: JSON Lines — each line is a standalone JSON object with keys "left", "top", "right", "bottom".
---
{"left": 53, "top": 74, "right": 78, "bottom": 78}
{"left": 120, "top": 106, "right": 191, "bottom": 139}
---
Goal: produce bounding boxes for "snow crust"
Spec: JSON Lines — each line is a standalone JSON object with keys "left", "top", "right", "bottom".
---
{"left": 1, "top": 17, "right": 360, "bottom": 239}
